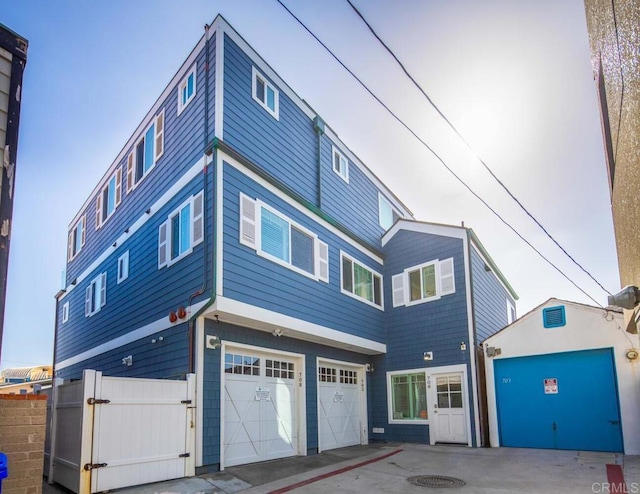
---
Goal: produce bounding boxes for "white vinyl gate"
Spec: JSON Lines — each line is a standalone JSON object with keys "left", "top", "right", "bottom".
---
{"left": 47, "top": 369, "right": 195, "bottom": 493}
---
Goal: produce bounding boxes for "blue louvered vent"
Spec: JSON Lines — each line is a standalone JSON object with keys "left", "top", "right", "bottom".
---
{"left": 543, "top": 306, "right": 566, "bottom": 328}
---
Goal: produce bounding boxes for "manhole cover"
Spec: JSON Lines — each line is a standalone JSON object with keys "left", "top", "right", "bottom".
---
{"left": 407, "top": 475, "right": 466, "bottom": 488}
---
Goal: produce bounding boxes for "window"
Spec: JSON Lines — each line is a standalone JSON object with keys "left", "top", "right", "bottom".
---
{"left": 379, "top": 194, "right": 401, "bottom": 230}
{"left": 117, "top": 251, "right": 129, "bottom": 284}
{"left": 85, "top": 272, "right": 106, "bottom": 317}
{"left": 341, "top": 252, "right": 382, "bottom": 308}
{"left": 178, "top": 65, "right": 196, "bottom": 115}
{"left": 67, "top": 215, "right": 86, "bottom": 261}
{"left": 543, "top": 305, "right": 565, "bottom": 328}
{"left": 392, "top": 258, "right": 455, "bottom": 307}
{"left": 318, "top": 367, "right": 337, "bottom": 383}
{"left": 158, "top": 191, "right": 204, "bottom": 268}
{"left": 332, "top": 146, "right": 349, "bottom": 183}
{"left": 126, "top": 109, "right": 165, "bottom": 192}
{"left": 96, "top": 169, "right": 122, "bottom": 228}
{"left": 62, "top": 302, "right": 69, "bottom": 323}
{"left": 239, "top": 194, "right": 329, "bottom": 282}
{"left": 388, "top": 371, "right": 428, "bottom": 423}
{"left": 252, "top": 67, "right": 279, "bottom": 119}
{"left": 266, "top": 359, "right": 294, "bottom": 379}
{"left": 225, "top": 353, "right": 259, "bottom": 376}
{"left": 507, "top": 300, "right": 516, "bottom": 324}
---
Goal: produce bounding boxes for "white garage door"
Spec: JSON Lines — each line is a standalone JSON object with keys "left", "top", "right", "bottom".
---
{"left": 318, "top": 361, "right": 366, "bottom": 452}
{"left": 223, "top": 347, "right": 301, "bottom": 467}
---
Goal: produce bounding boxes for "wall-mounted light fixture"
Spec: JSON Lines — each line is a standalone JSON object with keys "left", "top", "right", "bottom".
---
{"left": 273, "top": 328, "right": 284, "bottom": 337}
{"left": 486, "top": 346, "right": 501, "bottom": 357}
{"left": 122, "top": 355, "right": 133, "bottom": 366}
{"left": 206, "top": 335, "right": 221, "bottom": 350}
{"left": 460, "top": 342, "right": 466, "bottom": 351}
{"left": 423, "top": 351, "right": 433, "bottom": 361}
{"left": 365, "top": 363, "right": 374, "bottom": 373}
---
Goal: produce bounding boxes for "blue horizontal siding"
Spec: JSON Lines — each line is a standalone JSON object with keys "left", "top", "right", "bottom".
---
{"left": 66, "top": 34, "right": 215, "bottom": 283}
{"left": 56, "top": 172, "right": 212, "bottom": 363}
{"left": 470, "top": 247, "right": 513, "bottom": 343}
{"left": 222, "top": 162, "right": 385, "bottom": 343}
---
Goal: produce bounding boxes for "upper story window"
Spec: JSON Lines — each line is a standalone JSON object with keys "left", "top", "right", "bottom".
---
{"left": 507, "top": 299, "right": 516, "bottom": 324}
{"left": 96, "top": 169, "right": 122, "bottom": 229}
{"left": 117, "top": 251, "right": 130, "bottom": 284}
{"left": 239, "top": 194, "right": 328, "bottom": 282}
{"left": 62, "top": 302, "right": 69, "bottom": 323}
{"left": 392, "top": 258, "right": 455, "bottom": 307}
{"left": 85, "top": 272, "right": 106, "bottom": 317}
{"left": 340, "top": 252, "right": 382, "bottom": 309}
{"left": 158, "top": 191, "right": 204, "bottom": 268}
{"left": 126, "top": 109, "right": 165, "bottom": 192}
{"left": 252, "top": 67, "right": 279, "bottom": 120}
{"left": 332, "top": 146, "right": 349, "bottom": 183}
{"left": 67, "top": 215, "right": 86, "bottom": 262}
{"left": 379, "top": 194, "right": 401, "bottom": 230}
{"left": 178, "top": 65, "right": 196, "bottom": 115}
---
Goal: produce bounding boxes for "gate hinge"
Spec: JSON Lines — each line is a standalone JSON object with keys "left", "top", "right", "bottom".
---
{"left": 87, "top": 398, "right": 111, "bottom": 405}
{"left": 181, "top": 400, "right": 192, "bottom": 404}
{"left": 84, "top": 463, "right": 107, "bottom": 471}
{"left": 179, "top": 453, "right": 191, "bottom": 458}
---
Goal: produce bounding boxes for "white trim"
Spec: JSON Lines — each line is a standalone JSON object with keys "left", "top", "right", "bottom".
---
{"left": 162, "top": 191, "right": 204, "bottom": 268}
{"left": 56, "top": 298, "right": 211, "bottom": 370}
{"left": 117, "top": 251, "right": 129, "bottom": 284}
{"left": 404, "top": 260, "right": 441, "bottom": 306}
{"left": 386, "top": 368, "right": 429, "bottom": 425}
{"left": 220, "top": 152, "right": 383, "bottom": 265}
{"left": 128, "top": 117, "right": 160, "bottom": 193}
{"left": 96, "top": 171, "right": 119, "bottom": 229}
{"left": 62, "top": 301, "right": 69, "bottom": 323}
{"left": 251, "top": 66, "right": 279, "bottom": 120}
{"left": 177, "top": 64, "right": 197, "bottom": 116}
{"left": 382, "top": 220, "right": 467, "bottom": 247}
{"left": 378, "top": 193, "right": 401, "bottom": 230}
{"left": 58, "top": 155, "right": 207, "bottom": 301}
{"left": 316, "top": 357, "right": 368, "bottom": 453}
{"left": 195, "top": 316, "right": 205, "bottom": 467}
{"left": 506, "top": 299, "right": 516, "bottom": 324}
{"left": 207, "top": 296, "right": 386, "bottom": 355}
{"left": 216, "top": 153, "right": 224, "bottom": 297}
{"left": 214, "top": 22, "right": 224, "bottom": 140}
{"left": 331, "top": 145, "right": 349, "bottom": 183}
{"left": 339, "top": 251, "right": 384, "bottom": 310}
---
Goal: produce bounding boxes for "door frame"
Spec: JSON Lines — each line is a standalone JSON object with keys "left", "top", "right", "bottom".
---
{"left": 316, "top": 357, "right": 368, "bottom": 453}
{"left": 425, "top": 364, "right": 472, "bottom": 447}
{"left": 220, "top": 341, "right": 307, "bottom": 469}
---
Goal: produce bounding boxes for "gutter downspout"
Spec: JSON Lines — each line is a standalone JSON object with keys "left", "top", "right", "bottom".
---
{"left": 313, "top": 116, "right": 325, "bottom": 209}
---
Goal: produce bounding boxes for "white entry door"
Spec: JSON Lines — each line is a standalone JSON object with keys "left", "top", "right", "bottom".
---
{"left": 317, "top": 361, "right": 366, "bottom": 451}
{"left": 223, "top": 347, "right": 301, "bottom": 467}
{"left": 433, "top": 373, "right": 468, "bottom": 444}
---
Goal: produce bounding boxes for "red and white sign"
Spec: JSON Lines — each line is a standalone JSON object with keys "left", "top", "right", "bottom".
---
{"left": 544, "top": 378, "right": 558, "bottom": 394}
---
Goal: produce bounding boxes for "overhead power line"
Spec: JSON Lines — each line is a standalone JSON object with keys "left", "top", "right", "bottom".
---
{"left": 345, "top": 0, "right": 611, "bottom": 298}
{"left": 274, "top": 0, "right": 604, "bottom": 307}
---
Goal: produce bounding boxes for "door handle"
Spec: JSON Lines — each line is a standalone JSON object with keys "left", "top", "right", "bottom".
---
{"left": 609, "top": 420, "right": 620, "bottom": 425}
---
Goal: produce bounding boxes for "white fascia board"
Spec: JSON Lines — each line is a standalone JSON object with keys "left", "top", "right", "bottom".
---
{"left": 220, "top": 151, "right": 383, "bottom": 265}
{"left": 382, "top": 219, "right": 467, "bottom": 247}
{"left": 55, "top": 299, "right": 210, "bottom": 370}
{"left": 214, "top": 19, "right": 224, "bottom": 140}
{"left": 206, "top": 296, "right": 386, "bottom": 355}
{"left": 59, "top": 155, "right": 207, "bottom": 301}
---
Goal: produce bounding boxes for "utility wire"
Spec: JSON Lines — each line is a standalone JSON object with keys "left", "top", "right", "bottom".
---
{"left": 274, "top": 0, "right": 604, "bottom": 307}
{"left": 345, "top": 0, "right": 611, "bottom": 297}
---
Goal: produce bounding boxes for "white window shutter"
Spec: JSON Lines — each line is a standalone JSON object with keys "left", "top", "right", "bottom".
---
{"left": 439, "top": 258, "right": 455, "bottom": 296}
{"left": 81, "top": 215, "right": 86, "bottom": 246}
{"left": 155, "top": 110, "right": 164, "bottom": 161}
{"left": 239, "top": 194, "right": 257, "bottom": 248}
{"left": 126, "top": 152, "right": 134, "bottom": 193}
{"left": 192, "top": 192, "right": 204, "bottom": 246}
{"left": 95, "top": 195, "right": 102, "bottom": 229}
{"left": 85, "top": 286, "right": 91, "bottom": 316}
{"left": 115, "top": 168, "right": 122, "bottom": 207}
{"left": 392, "top": 273, "right": 406, "bottom": 307}
{"left": 158, "top": 220, "right": 168, "bottom": 268}
{"left": 67, "top": 232, "right": 73, "bottom": 261}
{"left": 317, "top": 241, "right": 329, "bottom": 283}
{"left": 100, "top": 273, "right": 107, "bottom": 307}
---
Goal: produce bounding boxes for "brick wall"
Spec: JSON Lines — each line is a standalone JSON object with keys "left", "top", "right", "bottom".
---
{"left": 0, "top": 394, "right": 47, "bottom": 494}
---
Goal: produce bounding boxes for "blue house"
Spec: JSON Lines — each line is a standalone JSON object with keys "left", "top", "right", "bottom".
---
{"left": 54, "top": 15, "right": 517, "bottom": 472}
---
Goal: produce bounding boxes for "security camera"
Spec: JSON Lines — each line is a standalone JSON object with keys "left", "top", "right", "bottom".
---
{"left": 608, "top": 285, "right": 640, "bottom": 310}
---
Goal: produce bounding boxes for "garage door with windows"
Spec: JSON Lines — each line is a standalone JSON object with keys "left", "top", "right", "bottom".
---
{"left": 223, "top": 346, "right": 303, "bottom": 467}
{"left": 317, "top": 361, "right": 366, "bottom": 452}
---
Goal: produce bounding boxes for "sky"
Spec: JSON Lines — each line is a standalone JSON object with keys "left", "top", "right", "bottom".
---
{"left": 0, "top": 0, "right": 617, "bottom": 369}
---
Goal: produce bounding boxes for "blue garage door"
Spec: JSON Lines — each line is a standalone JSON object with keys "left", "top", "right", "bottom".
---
{"left": 494, "top": 348, "right": 622, "bottom": 452}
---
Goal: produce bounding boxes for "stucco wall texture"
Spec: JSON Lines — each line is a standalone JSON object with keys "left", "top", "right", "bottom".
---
{"left": 583, "top": 0, "right": 640, "bottom": 290}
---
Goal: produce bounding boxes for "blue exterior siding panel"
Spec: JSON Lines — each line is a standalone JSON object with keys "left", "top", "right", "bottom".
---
{"left": 221, "top": 162, "right": 385, "bottom": 343}
{"left": 470, "top": 246, "right": 514, "bottom": 343}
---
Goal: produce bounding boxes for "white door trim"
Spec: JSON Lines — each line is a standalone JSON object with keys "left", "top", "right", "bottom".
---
{"left": 316, "top": 358, "right": 368, "bottom": 453}
{"left": 220, "top": 341, "right": 307, "bottom": 469}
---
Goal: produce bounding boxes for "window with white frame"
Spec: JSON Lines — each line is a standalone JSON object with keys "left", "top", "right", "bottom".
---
{"left": 252, "top": 67, "right": 279, "bottom": 119}
{"left": 387, "top": 370, "right": 428, "bottom": 423}
{"left": 117, "top": 251, "right": 129, "bottom": 284}
{"left": 67, "top": 215, "right": 86, "bottom": 261}
{"left": 126, "top": 109, "right": 165, "bottom": 192}
{"left": 392, "top": 257, "right": 455, "bottom": 307}
{"left": 239, "top": 194, "right": 328, "bottom": 282}
{"left": 178, "top": 65, "right": 196, "bottom": 115}
{"left": 62, "top": 302, "right": 69, "bottom": 323}
{"left": 96, "top": 169, "right": 122, "bottom": 228}
{"left": 507, "top": 299, "right": 516, "bottom": 324}
{"left": 332, "top": 146, "right": 349, "bottom": 183}
{"left": 158, "top": 191, "right": 204, "bottom": 268}
{"left": 379, "top": 194, "right": 401, "bottom": 230}
{"left": 85, "top": 272, "right": 106, "bottom": 317}
{"left": 341, "top": 252, "right": 382, "bottom": 308}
